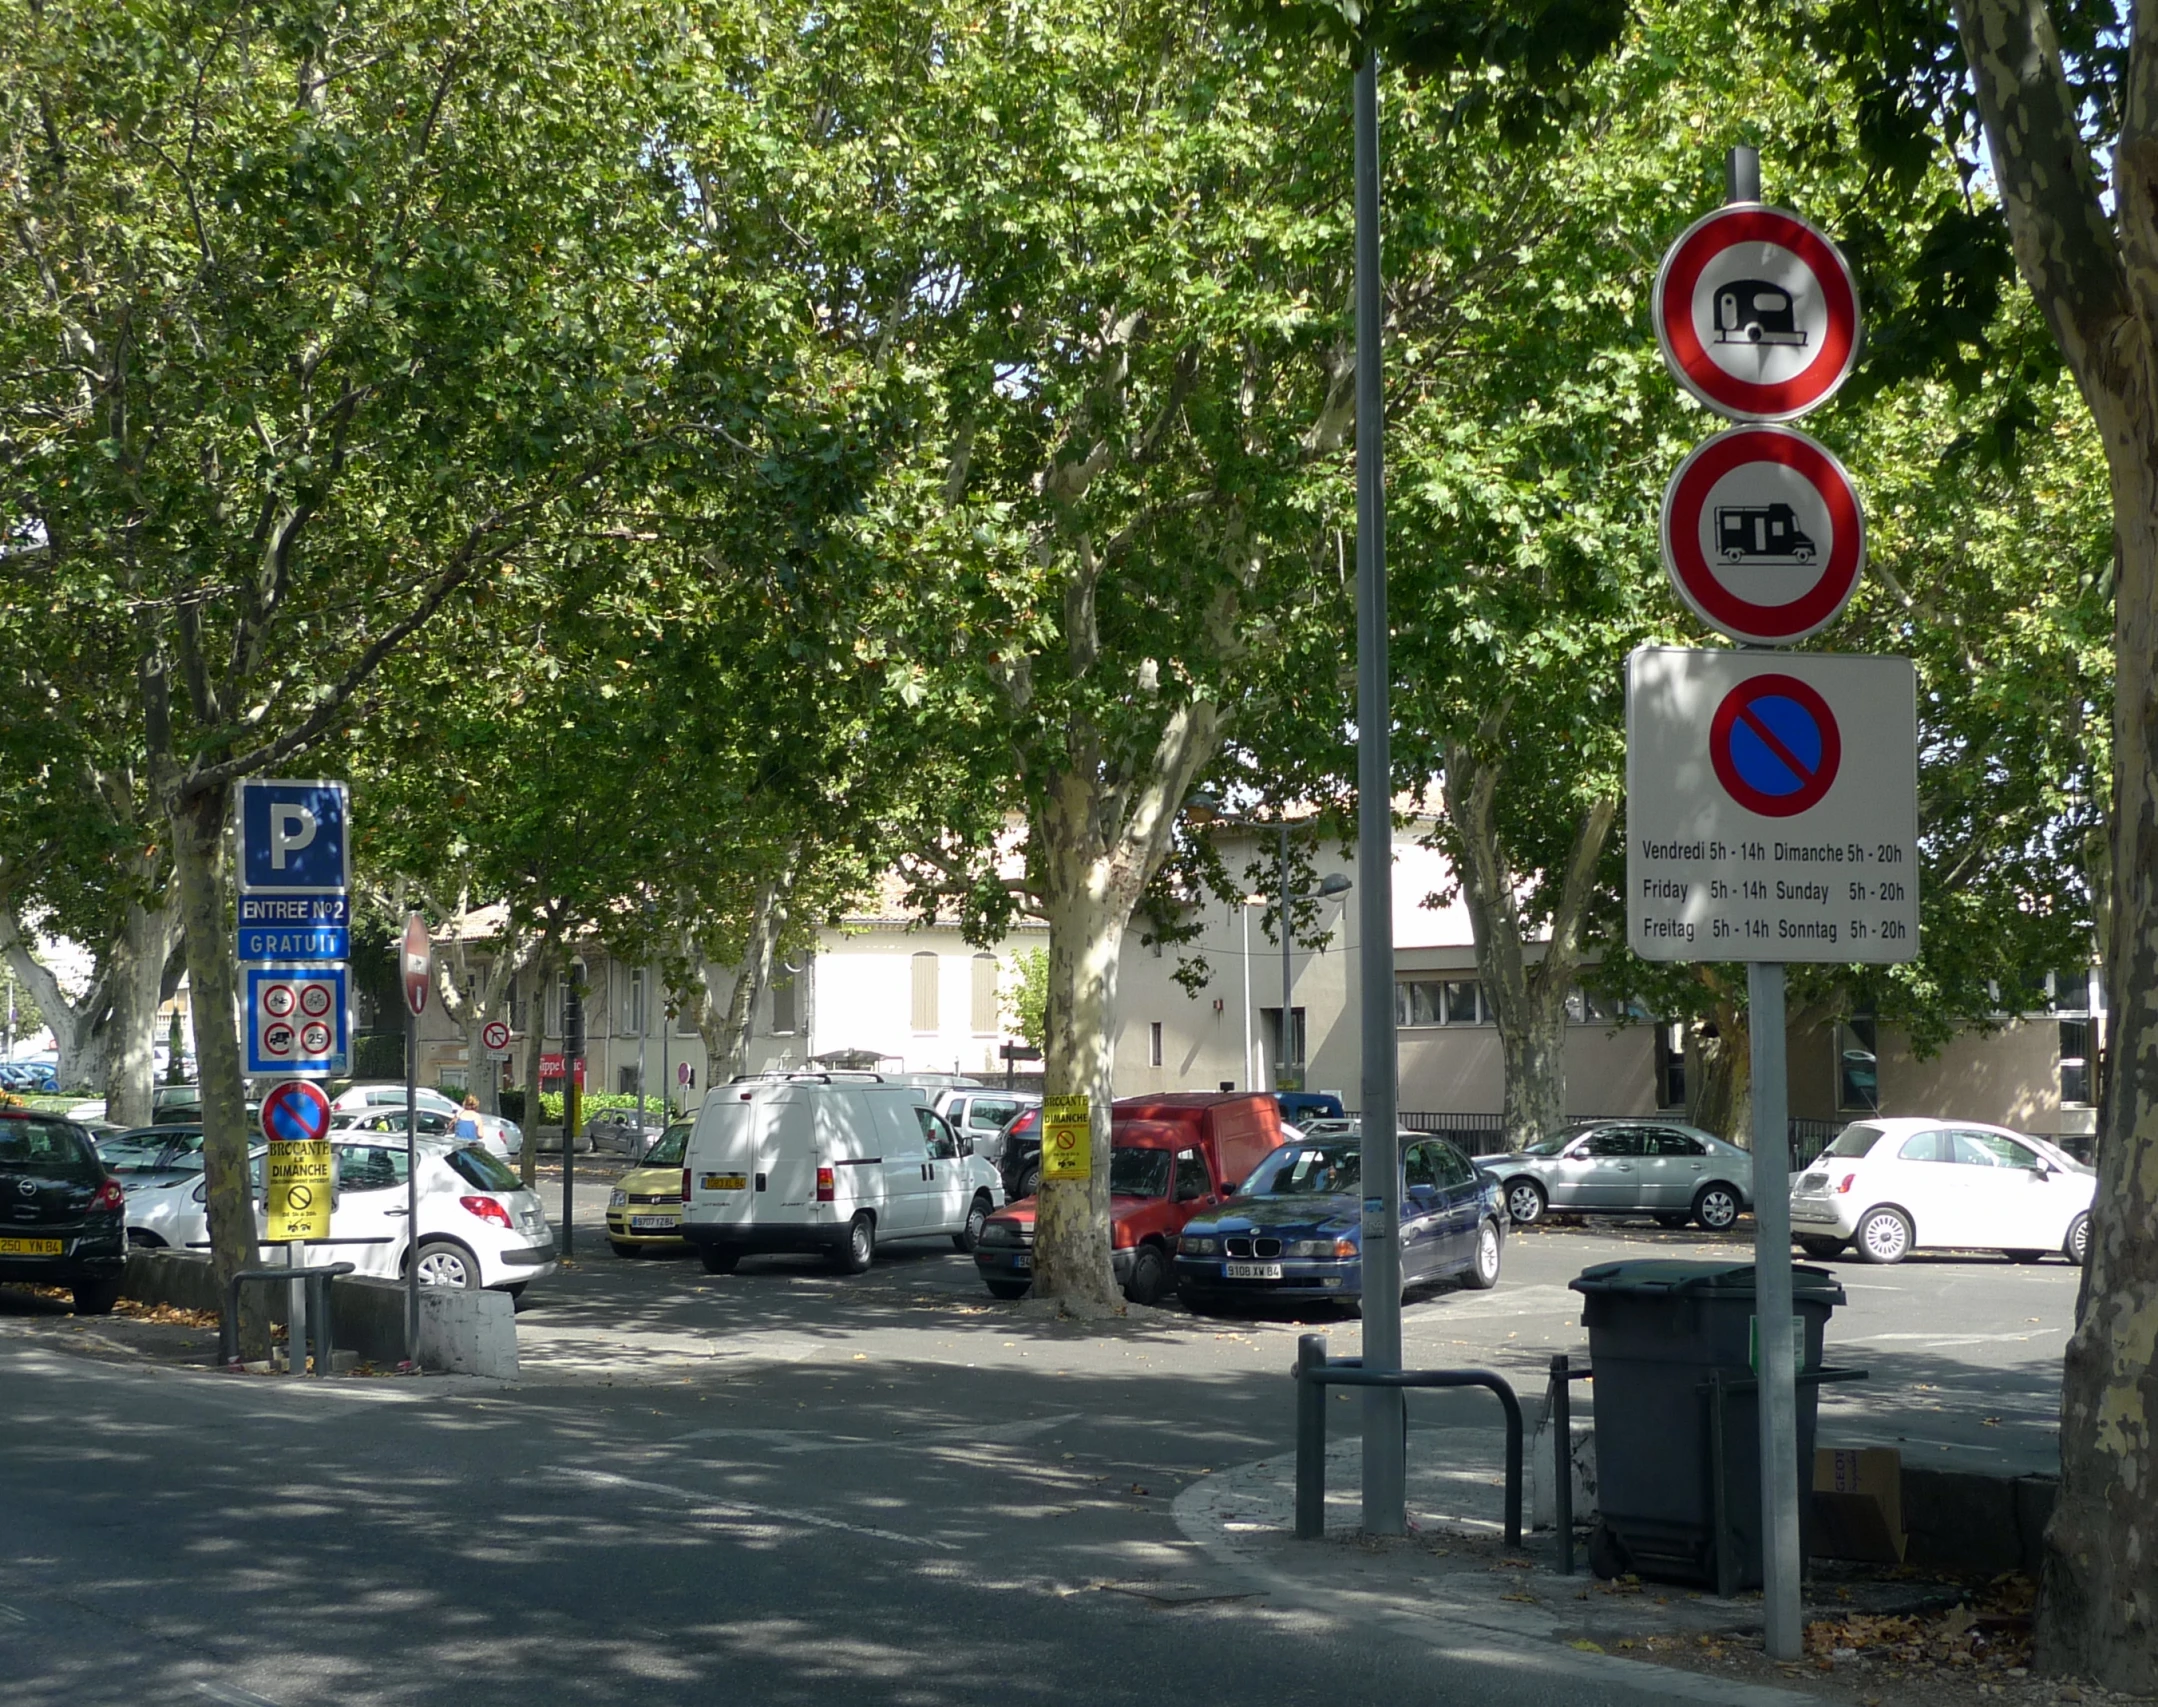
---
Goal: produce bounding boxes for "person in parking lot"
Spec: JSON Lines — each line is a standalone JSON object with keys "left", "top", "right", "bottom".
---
{"left": 454, "top": 1095, "right": 482, "bottom": 1145}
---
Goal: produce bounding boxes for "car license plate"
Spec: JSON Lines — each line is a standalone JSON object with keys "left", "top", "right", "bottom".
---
{"left": 0, "top": 1237, "right": 63, "bottom": 1256}
{"left": 628, "top": 1215, "right": 679, "bottom": 1231}
{"left": 1224, "top": 1261, "right": 1282, "bottom": 1280}
{"left": 701, "top": 1174, "right": 748, "bottom": 1191}
{"left": 1008, "top": 1255, "right": 1031, "bottom": 1273}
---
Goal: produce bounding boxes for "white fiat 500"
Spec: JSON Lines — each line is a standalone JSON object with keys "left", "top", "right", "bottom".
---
{"left": 127, "top": 1134, "right": 556, "bottom": 1292}
{"left": 1790, "top": 1117, "right": 2094, "bottom": 1266}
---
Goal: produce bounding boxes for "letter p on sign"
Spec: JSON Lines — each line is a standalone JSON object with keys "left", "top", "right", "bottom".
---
{"left": 271, "top": 804, "right": 317, "bottom": 869}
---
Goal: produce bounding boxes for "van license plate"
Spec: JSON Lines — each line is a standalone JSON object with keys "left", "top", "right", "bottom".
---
{"left": 701, "top": 1174, "right": 748, "bottom": 1191}
{"left": 1224, "top": 1261, "right": 1282, "bottom": 1280}
{"left": 628, "top": 1215, "right": 679, "bottom": 1231}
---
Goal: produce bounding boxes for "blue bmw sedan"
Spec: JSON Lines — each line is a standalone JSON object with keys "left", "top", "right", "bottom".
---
{"left": 1172, "top": 1133, "right": 1505, "bottom": 1312}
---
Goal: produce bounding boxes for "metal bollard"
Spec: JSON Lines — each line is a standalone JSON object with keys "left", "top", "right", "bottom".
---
{"left": 1295, "top": 1333, "right": 1329, "bottom": 1539}
{"left": 1551, "top": 1354, "right": 1574, "bottom": 1574}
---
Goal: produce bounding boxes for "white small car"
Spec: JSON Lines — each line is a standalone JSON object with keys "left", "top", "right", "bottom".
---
{"left": 1790, "top": 1117, "right": 2094, "bottom": 1266}
{"left": 332, "top": 1083, "right": 521, "bottom": 1160}
{"left": 127, "top": 1133, "right": 557, "bottom": 1292}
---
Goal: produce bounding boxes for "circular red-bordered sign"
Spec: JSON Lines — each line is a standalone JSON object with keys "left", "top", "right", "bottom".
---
{"left": 1661, "top": 424, "right": 1865, "bottom": 645}
{"left": 481, "top": 1019, "right": 511, "bottom": 1053}
{"left": 260, "top": 1079, "right": 333, "bottom": 1145}
{"left": 1654, "top": 205, "right": 1860, "bottom": 422}
{"left": 1710, "top": 674, "right": 1842, "bottom": 818}
{"left": 298, "top": 982, "right": 334, "bottom": 1019}
{"left": 262, "top": 982, "right": 298, "bottom": 1020}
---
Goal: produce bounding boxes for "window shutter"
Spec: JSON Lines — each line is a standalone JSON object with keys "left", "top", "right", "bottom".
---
{"left": 971, "top": 955, "right": 998, "bottom": 1034}
{"left": 911, "top": 952, "right": 940, "bottom": 1032}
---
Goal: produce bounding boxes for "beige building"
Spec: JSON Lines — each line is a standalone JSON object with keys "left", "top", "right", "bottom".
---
{"left": 399, "top": 827, "right": 2098, "bottom": 1146}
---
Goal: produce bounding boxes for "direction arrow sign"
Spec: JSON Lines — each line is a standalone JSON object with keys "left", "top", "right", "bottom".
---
{"left": 481, "top": 1019, "right": 512, "bottom": 1060}
{"left": 1653, "top": 205, "right": 1860, "bottom": 422}
{"left": 1661, "top": 425, "right": 1865, "bottom": 645}
{"left": 1626, "top": 648, "right": 1918, "bottom": 964}
{"left": 260, "top": 1079, "right": 334, "bottom": 1145}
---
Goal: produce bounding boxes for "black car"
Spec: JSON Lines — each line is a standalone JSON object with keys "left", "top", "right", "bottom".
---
{"left": 0, "top": 1110, "right": 128, "bottom": 1314}
{"left": 996, "top": 1104, "right": 1043, "bottom": 1200}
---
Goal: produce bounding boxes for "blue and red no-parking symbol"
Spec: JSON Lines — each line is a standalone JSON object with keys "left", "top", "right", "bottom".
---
{"left": 260, "top": 1079, "right": 333, "bottom": 1145}
{"left": 1709, "top": 674, "right": 1841, "bottom": 817}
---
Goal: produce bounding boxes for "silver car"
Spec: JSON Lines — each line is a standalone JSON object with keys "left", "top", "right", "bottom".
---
{"left": 1472, "top": 1120, "right": 1753, "bottom": 1232}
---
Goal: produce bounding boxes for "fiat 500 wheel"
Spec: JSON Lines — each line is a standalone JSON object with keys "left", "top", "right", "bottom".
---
{"left": 1856, "top": 1207, "right": 1913, "bottom": 1265}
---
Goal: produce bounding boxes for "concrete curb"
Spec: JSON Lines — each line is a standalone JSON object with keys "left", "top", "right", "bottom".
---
{"left": 1175, "top": 1446, "right": 1824, "bottom": 1707}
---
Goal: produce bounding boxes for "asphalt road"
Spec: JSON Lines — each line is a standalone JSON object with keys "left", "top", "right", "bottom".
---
{"left": 0, "top": 1219, "right": 2077, "bottom": 1707}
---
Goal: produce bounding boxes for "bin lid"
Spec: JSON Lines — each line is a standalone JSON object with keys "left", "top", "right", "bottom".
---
{"left": 1569, "top": 1259, "right": 1845, "bottom": 1308}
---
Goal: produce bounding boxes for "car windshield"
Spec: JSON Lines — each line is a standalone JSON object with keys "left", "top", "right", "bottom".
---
{"left": 1522, "top": 1123, "right": 1597, "bottom": 1157}
{"left": 0, "top": 1119, "right": 103, "bottom": 1181}
{"left": 445, "top": 1146, "right": 523, "bottom": 1193}
{"left": 1109, "top": 1147, "right": 1171, "bottom": 1198}
{"left": 644, "top": 1123, "right": 691, "bottom": 1168}
{"left": 1243, "top": 1143, "right": 1361, "bottom": 1197}
{"left": 1825, "top": 1123, "right": 1888, "bottom": 1159}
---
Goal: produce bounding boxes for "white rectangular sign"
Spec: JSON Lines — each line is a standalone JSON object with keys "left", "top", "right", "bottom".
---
{"left": 1627, "top": 647, "right": 1919, "bottom": 963}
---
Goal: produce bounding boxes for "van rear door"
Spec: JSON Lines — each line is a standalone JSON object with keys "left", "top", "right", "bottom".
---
{"left": 759, "top": 1093, "right": 813, "bottom": 1209}
{"left": 685, "top": 1098, "right": 758, "bottom": 1228}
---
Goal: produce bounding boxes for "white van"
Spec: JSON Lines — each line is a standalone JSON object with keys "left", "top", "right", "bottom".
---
{"left": 680, "top": 1076, "right": 1004, "bottom": 1274}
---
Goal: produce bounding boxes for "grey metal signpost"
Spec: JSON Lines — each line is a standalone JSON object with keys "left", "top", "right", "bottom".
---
{"left": 400, "top": 912, "right": 431, "bottom": 1372}
{"left": 1634, "top": 148, "right": 1905, "bottom": 1659}
{"left": 1351, "top": 40, "right": 1405, "bottom": 1537}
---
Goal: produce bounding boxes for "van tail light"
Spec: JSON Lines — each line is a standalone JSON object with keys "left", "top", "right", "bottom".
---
{"left": 816, "top": 1166, "right": 836, "bottom": 1203}
{"left": 1835, "top": 1174, "right": 1857, "bottom": 1195}
{"left": 682, "top": 1168, "right": 693, "bottom": 1202}
{"left": 91, "top": 1178, "right": 125, "bottom": 1214}
{"left": 460, "top": 1196, "right": 513, "bottom": 1227}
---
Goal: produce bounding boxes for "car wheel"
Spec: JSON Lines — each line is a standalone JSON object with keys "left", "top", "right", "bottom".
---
{"left": 1653, "top": 1213, "right": 1690, "bottom": 1229}
{"left": 1692, "top": 1183, "right": 1742, "bottom": 1232}
{"left": 953, "top": 1193, "right": 991, "bottom": 1254}
{"left": 1587, "top": 1521, "right": 1630, "bottom": 1581}
{"left": 72, "top": 1277, "right": 122, "bottom": 1316}
{"left": 983, "top": 1278, "right": 1030, "bottom": 1301}
{"left": 2006, "top": 1249, "right": 2048, "bottom": 1264}
{"left": 1124, "top": 1244, "right": 1169, "bottom": 1306}
{"left": 699, "top": 1246, "right": 740, "bottom": 1275}
{"left": 1461, "top": 1219, "right": 1503, "bottom": 1291}
{"left": 1504, "top": 1179, "right": 1547, "bottom": 1226}
{"left": 1014, "top": 1163, "right": 1042, "bottom": 1201}
{"left": 2065, "top": 1213, "right": 2091, "bottom": 1267}
{"left": 1797, "top": 1236, "right": 1846, "bottom": 1260}
{"left": 609, "top": 1240, "right": 640, "bottom": 1259}
{"left": 832, "top": 1212, "right": 875, "bottom": 1275}
{"left": 127, "top": 1228, "right": 164, "bottom": 1248}
{"left": 414, "top": 1239, "right": 482, "bottom": 1290}
{"left": 1855, "top": 1207, "right": 1913, "bottom": 1265}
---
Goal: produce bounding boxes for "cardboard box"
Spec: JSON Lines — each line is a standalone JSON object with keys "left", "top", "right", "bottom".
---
{"left": 1813, "top": 1446, "right": 1906, "bottom": 1563}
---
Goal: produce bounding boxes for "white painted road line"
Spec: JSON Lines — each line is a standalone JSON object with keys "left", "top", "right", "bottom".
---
{"left": 548, "top": 1465, "right": 959, "bottom": 1550}
{"left": 197, "top": 1682, "right": 284, "bottom": 1707}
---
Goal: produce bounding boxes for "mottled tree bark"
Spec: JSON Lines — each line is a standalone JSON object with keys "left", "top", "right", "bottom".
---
{"left": 689, "top": 853, "right": 798, "bottom": 1083}
{"left": 1441, "top": 718, "right": 1617, "bottom": 1152}
{"left": 1952, "top": 0, "right": 2158, "bottom": 1679}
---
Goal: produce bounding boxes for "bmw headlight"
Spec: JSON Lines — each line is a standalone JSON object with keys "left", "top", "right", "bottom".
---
{"left": 1288, "top": 1238, "right": 1357, "bottom": 1259}
{"left": 1179, "top": 1236, "right": 1219, "bottom": 1255}
{"left": 608, "top": 1189, "right": 627, "bottom": 1207}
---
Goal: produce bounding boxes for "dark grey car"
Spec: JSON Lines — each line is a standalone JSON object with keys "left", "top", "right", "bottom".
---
{"left": 1472, "top": 1120, "right": 1753, "bottom": 1232}
{"left": 0, "top": 1111, "right": 128, "bottom": 1313}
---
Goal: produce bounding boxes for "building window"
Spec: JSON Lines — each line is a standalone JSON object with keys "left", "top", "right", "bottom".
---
{"left": 1566, "top": 986, "right": 1614, "bottom": 1025}
{"left": 1396, "top": 979, "right": 1484, "bottom": 1027}
{"left": 674, "top": 996, "right": 697, "bottom": 1037}
{"left": 1261, "top": 1007, "right": 1307, "bottom": 1070}
{"left": 2060, "top": 1018, "right": 2092, "bottom": 1106}
{"left": 626, "top": 968, "right": 647, "bottom": 1037}
{"left": 911, "top": 952, "right": 940, "bottom": 1033}
{"left": 770, "top": 969, "right": 798, "bottom": 1036}
{"left": 970, "top": 954, "right": 998, "bottom": 1034}
{"left": 1149, "top": 1021, "right": 1164, "bottom": 1067}
{"left": 552, "top": 971, "right": 571, "bottom": 1036}
{"left": 1837, "top": 1016, "right": 1879, "bottom": 1113}
{"left": 618, "top": 1065, "right": 642, "bottom": 1095}
{"left": 1656, "top": 1023, "right": 1687, "bottom": 1109}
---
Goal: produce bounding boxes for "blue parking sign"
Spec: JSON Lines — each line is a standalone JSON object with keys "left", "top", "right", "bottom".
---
{"left": 239, "top": 780, "right": 349, "bottom": 895}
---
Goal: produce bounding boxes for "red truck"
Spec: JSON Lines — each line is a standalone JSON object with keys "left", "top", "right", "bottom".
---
{"left": 972, "top": 1093, "right": 1284, "bottom": 1305}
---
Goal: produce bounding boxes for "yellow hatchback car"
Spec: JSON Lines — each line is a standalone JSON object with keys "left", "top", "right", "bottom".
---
{"left": 606, "top": 1120, "right": 692, "bottom": 1255}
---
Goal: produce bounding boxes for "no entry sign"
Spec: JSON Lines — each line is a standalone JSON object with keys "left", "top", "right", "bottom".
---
{"left": 1653, "top": 205, "right": 1860, "bottom": 422}
{"left": 1661, "top": 425, "right": 1865, "bottom": 645}
{"left": 1626, "top": 648, "right": 1917, "bottom": 964}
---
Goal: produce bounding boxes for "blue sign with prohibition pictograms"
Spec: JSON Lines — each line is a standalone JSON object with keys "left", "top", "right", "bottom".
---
{"left": 259, "top": 1079, "right": 334, "bottom": 1145}
{"left": 1709, "top": 673, "right": 1842, "bottom": 817}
